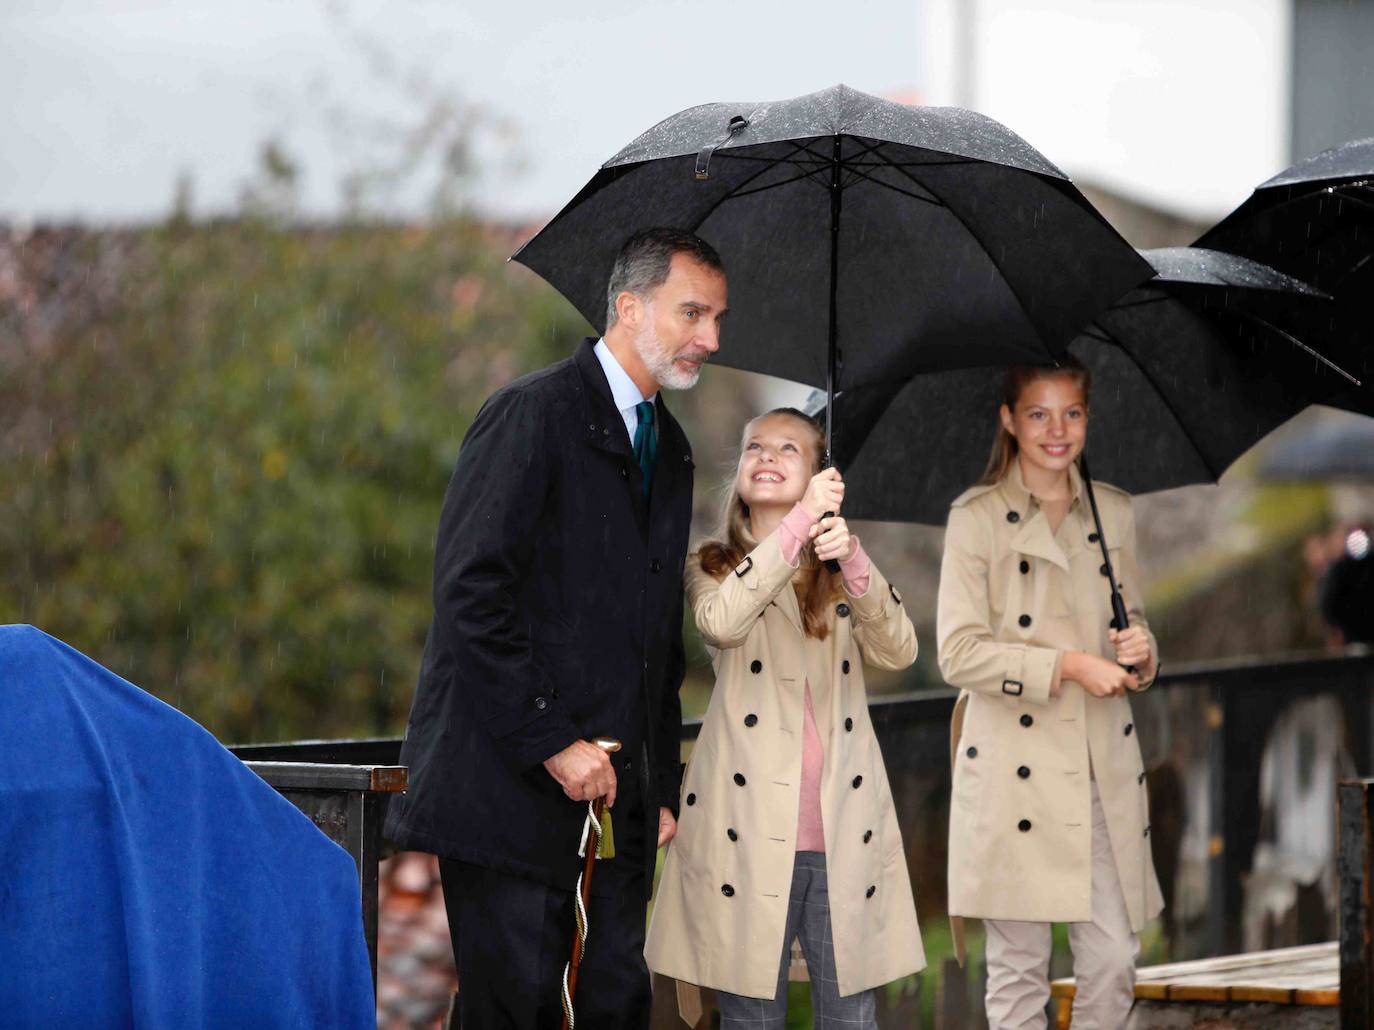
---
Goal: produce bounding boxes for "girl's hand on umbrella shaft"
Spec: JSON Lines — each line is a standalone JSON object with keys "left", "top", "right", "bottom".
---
{"left": 809, "top": 516, "right": 857, "bottom": 563}
{"left": 543, "top": 740, "right": 618, "bottom": 806}
{"left": 800, "top": 469, "right": 844, "bottom": 520}
{"left": 1063, "top": 651, "right": 1139, "bottom": 698}
{"left": 1108, "top": 627, "right": 1152, "bottom": 672}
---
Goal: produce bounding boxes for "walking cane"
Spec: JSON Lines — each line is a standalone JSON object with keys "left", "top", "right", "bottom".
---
{"left": 560, "top": 736, "right": 621, "bottom": 1030}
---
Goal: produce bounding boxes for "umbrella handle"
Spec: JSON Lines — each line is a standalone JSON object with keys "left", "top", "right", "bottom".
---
{"left": 1079, "top": 456, "right": 1137, "bottom": 677}
{"left": 821, "top": 510, "right": 842, "bottom": 574}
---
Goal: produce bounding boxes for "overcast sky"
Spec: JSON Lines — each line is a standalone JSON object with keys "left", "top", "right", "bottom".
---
{"left": 0, "top": 0, "right": 930, "bottom": 223}
{"left": 1, "top": 0, "right": 1303, "bottom": 226}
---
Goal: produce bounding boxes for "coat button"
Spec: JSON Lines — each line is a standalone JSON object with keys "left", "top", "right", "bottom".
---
{"left": 1017, "top": 766, "right": 1030, "bottom": 779}
{"left": 1124, "top": 723, "right": 1134, "bottom": 736}
{"left": 620, "top": 466, "right": 629, "bottom": 479}
{"left": 852, "top": 775, "right": 863, "bottom": 789}
{"left": 1019, "top": 560, "right": 1029, "bottom": 574}
{"left": 650, "top": 558, "right": 662, "bottom": 573}
{"left": 1088, "top": 532, "right": 1100, "bottom": 543}
{"left": 1018, "top": 819, "right": 1032, "bottom": 832}
{"left": 534, "top": 696, "right": 548, "bottom": 710}
{"left": 836, "top": 603, "right": 851, "bottom": 618}
{"left": 1006, "top": 511, "right": 1020, "bottom": 523}
{"left": 866, "top": 885, "right": 876, "bottom": 898}
{"left": 686, "top": 793, "right": 696, "bottom": 806}
{"left": 1018, "top": 614, "right": 1032, "bottom": 627}
{"left": 1100, "top": 563, "right": 1110, "bottom": 577}
{"left": 1144, "top": 826, "right": 1151, "bottom": 837}
{"left": 842, "top": 660, "right": 851, "bottom": 674}
{"left": 844, "top": 717, "right": 853, "bottom": 732}
{"left": 744, "top": 714, "right": 758, "bottom": 727}
{"left": 727, "top": 828, "right": 738, "bottom": 842}
{"left": 966, "top": 746, "right": 978, "bottom": 758}
{"left": 863, "top": 830, "right": 872, "bottom": 843}
{"left": 734, "top": 772, "right": 746, "bottom": 786}
{"left": 750, "top": 660, "right": 762, "bottom": 674}
{"left": 721, "top": 884, "right": 735, "bottom": 897}
{"left": 1138, "top": 772, "right": 1146, "bottom": 785}
{"left": 1020, "top": 714, "right": 1034, "bottom": 727}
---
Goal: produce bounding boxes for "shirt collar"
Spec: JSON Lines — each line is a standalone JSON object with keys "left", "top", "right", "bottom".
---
{"left": 1000, "top": 456, "right": 1086, "bottom": 515}
{"left": 593, "top": 338, "right": 656, "bottom": 413}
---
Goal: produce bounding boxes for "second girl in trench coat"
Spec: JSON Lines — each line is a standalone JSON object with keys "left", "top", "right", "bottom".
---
{"left": 646, "top": 408, "right": 925, "bottom": 1027}
{"left": 938, "top": 359, "right": 1164, "bottom": 1030}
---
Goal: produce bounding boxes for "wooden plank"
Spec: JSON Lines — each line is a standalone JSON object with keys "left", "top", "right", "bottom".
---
{"left": 1167, "top": 983, "right": 1231, "bottom": 1002}
{"left": 1294, "top": 988, "right": 1340, "bottom": 1006}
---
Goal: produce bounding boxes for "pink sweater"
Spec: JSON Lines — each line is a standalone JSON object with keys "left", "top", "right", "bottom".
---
{"left": 778, "top": 503, "right": 871, "bottom": 853}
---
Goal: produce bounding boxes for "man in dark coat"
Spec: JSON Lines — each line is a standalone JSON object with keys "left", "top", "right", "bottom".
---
{"left": 385, "top": 228, "right": 727, "bottom": 1028}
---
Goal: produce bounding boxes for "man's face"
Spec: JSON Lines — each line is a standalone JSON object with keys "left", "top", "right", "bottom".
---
{"left": 632, "top": 253, "right": 727, "bottom": 390}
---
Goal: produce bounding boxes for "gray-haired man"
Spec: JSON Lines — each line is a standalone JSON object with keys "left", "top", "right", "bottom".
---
{"left": 387, "top": 228, "right": 727, "bottom": 1028}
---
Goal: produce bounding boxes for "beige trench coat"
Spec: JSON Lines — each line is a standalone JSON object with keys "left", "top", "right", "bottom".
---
{"left": 645, "top": 529, "right": 926, "bottom": 999}
{"left": 937, "top": 461, "right": 1165, "bottom": 932}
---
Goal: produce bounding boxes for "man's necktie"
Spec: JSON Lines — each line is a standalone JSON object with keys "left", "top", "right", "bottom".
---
{"left": 632, "top": 400, "right": 657, "bottom": 500}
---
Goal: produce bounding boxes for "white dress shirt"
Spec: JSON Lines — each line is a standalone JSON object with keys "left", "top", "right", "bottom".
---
{"left": 594, "top": 337, "right": 658, "bottom": 444}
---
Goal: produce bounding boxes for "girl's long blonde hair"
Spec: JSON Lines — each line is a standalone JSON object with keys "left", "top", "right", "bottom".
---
{"left": 698, "top": 408, "right": 843, "bottom": 640}
{"left": 979, "top": 357, "right": 1093, "bottom": 486}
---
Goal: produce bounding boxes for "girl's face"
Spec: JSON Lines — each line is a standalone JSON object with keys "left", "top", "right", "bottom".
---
{"left": 735, "top": 414, "right": 818, "bottom": 511}
{"left": 999, "top": 374, "right": 1088, "bottom": 476}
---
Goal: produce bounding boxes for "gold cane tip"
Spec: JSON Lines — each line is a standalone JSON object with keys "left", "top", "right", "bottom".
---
{"left": 593, "top": 737, "right": 622, "bottom": 754}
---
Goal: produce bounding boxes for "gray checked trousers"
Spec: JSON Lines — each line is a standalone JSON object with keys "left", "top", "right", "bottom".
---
{"left": 716, "top": 851, "right": 879, "bottom": 1029}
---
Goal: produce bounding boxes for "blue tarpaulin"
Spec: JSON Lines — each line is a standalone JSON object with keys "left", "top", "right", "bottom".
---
{"left": 0, "top": 625, "right": 376, "bottom": 1028}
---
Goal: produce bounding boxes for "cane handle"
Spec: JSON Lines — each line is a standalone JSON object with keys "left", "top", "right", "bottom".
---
{"left": 593, "top": 737, "right": 622, "bottom": 755}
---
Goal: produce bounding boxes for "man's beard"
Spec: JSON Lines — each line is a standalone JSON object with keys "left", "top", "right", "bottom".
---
{"left": 634, "top": 320, "right": 708, "bottom": 390}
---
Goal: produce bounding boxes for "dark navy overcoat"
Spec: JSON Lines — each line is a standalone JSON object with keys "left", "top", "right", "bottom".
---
{"left": 386, "top": 338, "right": 692, "bottom": 891}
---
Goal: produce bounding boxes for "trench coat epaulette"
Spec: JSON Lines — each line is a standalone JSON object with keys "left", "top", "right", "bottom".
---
{"left": 948, "top": 481, "right": 999, "bottom": 510}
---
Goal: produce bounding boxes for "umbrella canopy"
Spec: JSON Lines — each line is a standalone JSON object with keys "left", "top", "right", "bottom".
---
{"left": 817, "top": 247, "right": 1350, "bottom": 525}
{"left": 514, "top": 84, "right": 1151, "bottom": 397}
{"left": 1197, "top": 137, "right": 1374, "bottom": 410}
{"left": 1198, "top": 137, "right": 1374, "bottom": 291}
{"left": 1260, "top": 414, "right": 1374, "bottom": 481}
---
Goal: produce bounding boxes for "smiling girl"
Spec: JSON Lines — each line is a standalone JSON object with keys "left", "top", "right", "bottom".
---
{"left": 937, "top": 360, "right": 1163, "bottom": 1030}
{"left": 645, "top": 408, "right": 924, "bottom": 1029}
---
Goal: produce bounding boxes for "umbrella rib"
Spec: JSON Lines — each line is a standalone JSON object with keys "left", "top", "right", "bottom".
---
{"left": 1089, "top": 324, "right": 1228, "bottom": 482}
{"left": 726, "top": 166, "right": 833, "bottom": 200}
{"left": 837, "top": 164, "right": 947, "bottom": 205}
{"left": 688, "top": 139, "right": 833, "bottom": 236}
{"left": 1228, "top": 309, "right": 1361, "bottom": 385}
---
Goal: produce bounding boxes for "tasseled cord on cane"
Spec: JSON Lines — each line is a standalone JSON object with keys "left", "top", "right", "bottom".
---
{"left": 560, "top": 737, "right": 620, "bottom": 1030}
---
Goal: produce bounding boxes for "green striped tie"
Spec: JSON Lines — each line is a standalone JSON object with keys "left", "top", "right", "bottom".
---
{"left": 633, "top": 401, "right": 656, "bottom": 500}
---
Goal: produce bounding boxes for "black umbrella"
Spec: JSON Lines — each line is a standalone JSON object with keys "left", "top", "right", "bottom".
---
{"left": 1260, "top": 414, "right": 1374, "bottom": 481}
{"left": 513, "top": 84, "right": 1152, "bottom": 463}
{"left": 1197, "top": 137, "right": 1374, "bottom": 409}
{"left": 814, "top": 245, "right": 1352, "bottom": 644}
{"left": 816, "top": 247, "right": 1349, "bottom": 524}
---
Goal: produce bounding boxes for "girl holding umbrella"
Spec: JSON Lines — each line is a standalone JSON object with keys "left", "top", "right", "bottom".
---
{"left": 937, "top": 359, "right": 1163, "bottom": 1029}
{"left": 646, "top": 408, "right": 925, "bottom": 1028}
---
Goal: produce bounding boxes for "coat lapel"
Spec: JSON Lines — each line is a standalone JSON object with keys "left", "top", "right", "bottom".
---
{"left": 1009, "top": 511, "right": 1070, "bottom": 572}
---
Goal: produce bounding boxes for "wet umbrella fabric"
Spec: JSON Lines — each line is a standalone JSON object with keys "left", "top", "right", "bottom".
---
{"left": 817, "top": 247, "right": 1348, "bottom": 525}
{"left": 1260, "top": 414, "right": 1374, "bottom": 481}
{"left": 513, "top": 84, "right": 1151, "bottom": 412}
{"left": 1197, "top": 137, "right": 1374, "bottom": 410}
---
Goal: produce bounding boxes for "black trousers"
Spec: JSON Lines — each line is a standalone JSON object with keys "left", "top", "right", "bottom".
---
{"left": 440, "top": 789, "right": 651, "bottom": 1030}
